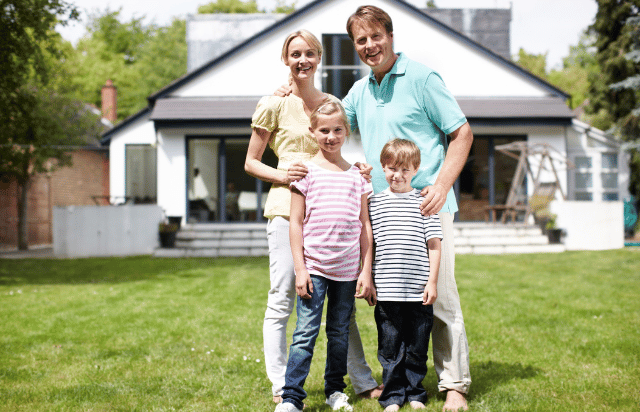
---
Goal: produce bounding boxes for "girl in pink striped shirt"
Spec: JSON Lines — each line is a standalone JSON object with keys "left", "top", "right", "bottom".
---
{"left": 276, "top": 100, "right": 374, "bottom": 412}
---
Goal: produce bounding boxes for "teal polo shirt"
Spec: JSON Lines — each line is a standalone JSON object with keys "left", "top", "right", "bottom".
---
{"left": 343, "top": 52, "right": 467, "bottom": 214}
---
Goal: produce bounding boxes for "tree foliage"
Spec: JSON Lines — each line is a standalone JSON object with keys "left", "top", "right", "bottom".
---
{"left": 272, "top": 0, "right": 297, "bottom": 14}
{"left": 586, "top": 0, "right": 640, "bottom": 198}
{"left": 64, "top": 10, "right": 187, "bottom": 121}
{"left": 197, "top": 0, "right": 297, "bottom": 14}
{"left": 0, "top": 0, "right": 79, "bottom": 134}
{"left": 198, "top": 0, "right": 260, "bottom": 13}
{"left": 514, "top": 36, "right": 601, "bottom": 111}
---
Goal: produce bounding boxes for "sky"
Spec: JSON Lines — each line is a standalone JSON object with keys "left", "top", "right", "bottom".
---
{"left": 56, "top": 0, "right": 599, "bottom": 70}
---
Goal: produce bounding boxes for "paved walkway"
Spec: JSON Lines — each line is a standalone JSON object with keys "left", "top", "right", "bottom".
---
{"left": 0, "top": 246, "right": 55, "bottom": 259}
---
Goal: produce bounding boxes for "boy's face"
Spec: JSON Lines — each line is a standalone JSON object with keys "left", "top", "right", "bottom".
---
{"left": 383, "top": 163, "right": 418, "bottom": 193}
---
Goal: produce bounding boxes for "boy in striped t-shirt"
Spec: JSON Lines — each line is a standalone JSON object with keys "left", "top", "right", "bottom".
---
{"left": 277, "top": 100, "right": 374, "bottom": 412}
{"left": 368, "top": 139, "right": 443, "bottom": 412}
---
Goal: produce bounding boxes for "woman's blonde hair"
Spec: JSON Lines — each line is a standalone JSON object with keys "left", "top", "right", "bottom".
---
{"left": 309, "top": 99, "right": 351, "bottom": 136}
{"left": 281, "top": 30, "right": 323, "bottom": 63}
{"left": 380, "top": 138, "right": 421, "bottom": 169}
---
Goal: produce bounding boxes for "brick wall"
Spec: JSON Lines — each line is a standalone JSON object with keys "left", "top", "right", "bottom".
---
{"left": 0, "top": 149, "right": 109, "bottom": 249}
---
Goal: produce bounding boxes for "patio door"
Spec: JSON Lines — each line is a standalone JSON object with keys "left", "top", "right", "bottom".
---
{"left": 187, "top": 136, "right": 277, "bottom": 223}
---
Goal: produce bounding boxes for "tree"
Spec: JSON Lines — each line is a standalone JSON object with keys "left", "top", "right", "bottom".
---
{"left": 1, "top": 1, "right": 104, "bottom": 250}
{"left": 0, "top": 0, "right": 79, "bottom": 136}
{"left": 586, "top": 0, "right": 640, "bottom": 199}
{"left": 514, "top": 48, "right": 548, "bottom": 78}
{"left": 2, "top": 84, "right": 102, "bottom": 250}
{"left": 197, "top": 0, "right": 297, "bottom": 14}
{"left": 64, "top": 10, "right": 187, "bottom": 121}
{"left": 514, "top": 35, "right": 601, "bottom": 111}
{"left": 548, "top": 32, "right": 601, "bottom": 110}
{"left": 273, "top": 0, "right": 297, "bottom": 14}
{"left": 198, "top": 0, "right": 260, "bottom": 13}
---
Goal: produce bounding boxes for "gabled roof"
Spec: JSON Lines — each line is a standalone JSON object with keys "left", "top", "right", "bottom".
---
{"left": 104, "top": 0, "right": 572, "bottom": 142}
{"left": 148, "top": 0, "right": 569, "bottom": 104}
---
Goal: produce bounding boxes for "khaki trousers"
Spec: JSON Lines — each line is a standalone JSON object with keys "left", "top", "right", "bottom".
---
{"left": 432, "top": 213, "right": 471, "bottom": 394}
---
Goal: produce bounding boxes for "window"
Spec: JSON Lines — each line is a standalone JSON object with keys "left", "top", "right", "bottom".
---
{"left": 573, "top": 155, "right": 592, "bottom": 201}
{"left": 125, "top": 144, "right": 157, "bottom": 203}
{"left": 322, "top": 34, "right": 363, "bottom": 99}
{"left": 601, "top": 152, "right": 619, "bottom": 201}
{"left": 572, "top": 152, "right": 619, "bottom": 202}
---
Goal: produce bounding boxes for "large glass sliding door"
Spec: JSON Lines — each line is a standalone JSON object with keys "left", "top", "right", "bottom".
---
{"left": 187, "top": 136, "right": 277, "bottom": 223}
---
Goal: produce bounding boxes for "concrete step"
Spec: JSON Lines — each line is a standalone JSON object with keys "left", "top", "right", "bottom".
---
{"left": 155, "top": 222, "right": 565, "bottom": 257}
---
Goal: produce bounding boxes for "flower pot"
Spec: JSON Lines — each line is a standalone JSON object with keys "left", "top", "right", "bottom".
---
{"left": 159, "top": 231, "right": 177, "bottom": 248}
{"left": 547, "top": 228, "right": 563, "bottom": 244}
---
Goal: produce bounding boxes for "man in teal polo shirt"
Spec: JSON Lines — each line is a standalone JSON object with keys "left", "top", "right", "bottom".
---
{"left": 344, "top": 5, "right": 473, "bottom": 412}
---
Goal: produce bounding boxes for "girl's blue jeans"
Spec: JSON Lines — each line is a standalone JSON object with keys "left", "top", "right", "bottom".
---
{"left": 281, "top": 275, "right": 357, "bottom": 410}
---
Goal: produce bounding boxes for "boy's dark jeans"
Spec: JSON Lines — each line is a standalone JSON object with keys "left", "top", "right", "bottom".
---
{"left": 375, "top": 301, "right": 433, "bottom": 408}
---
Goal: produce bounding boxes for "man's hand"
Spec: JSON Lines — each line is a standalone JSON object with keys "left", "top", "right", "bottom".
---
{"left": 274, "top": 83, "right": 293, "bottom": 97}
{"left": 419, "top": 183, "right": 447, "bottom": 216}
{"left": 295, "top": 270, "right": 313, "bottom": 299}
{"left": 423, "top": 282, "right": 437, "bottom": 305}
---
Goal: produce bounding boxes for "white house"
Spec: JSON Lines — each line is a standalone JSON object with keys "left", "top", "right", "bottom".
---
{"left": 101, "top": 0, "right": 630, "bottom": 228}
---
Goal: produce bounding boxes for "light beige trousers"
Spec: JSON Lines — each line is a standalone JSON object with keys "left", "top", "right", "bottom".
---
{"left": 432, "top": 213, "right": 471, "bottom": 394}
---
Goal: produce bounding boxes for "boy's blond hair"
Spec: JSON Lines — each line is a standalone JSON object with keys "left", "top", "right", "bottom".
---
{"left": 309, "top": 99, "right": 351, "bottom": 136}
{"left": 380, "top": 138, "right": 421, "bottom": 169}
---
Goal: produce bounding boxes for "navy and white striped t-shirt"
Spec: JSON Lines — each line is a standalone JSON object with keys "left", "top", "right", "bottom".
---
{"left": 368, "top": 188, "right": 443, "bottom": 302}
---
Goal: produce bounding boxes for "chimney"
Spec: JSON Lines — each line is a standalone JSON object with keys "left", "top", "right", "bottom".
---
{"left": 101, "top": 79, "right": 117, "bottom": 122}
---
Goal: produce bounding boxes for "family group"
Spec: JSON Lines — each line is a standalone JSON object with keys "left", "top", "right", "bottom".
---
{"left": 244, "top": 5, "right": 473, "bottom": 412}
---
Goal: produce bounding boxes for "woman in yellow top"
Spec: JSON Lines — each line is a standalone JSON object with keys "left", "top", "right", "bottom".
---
{"left": 244, "top": 30, "right": 382, "bottom": 404}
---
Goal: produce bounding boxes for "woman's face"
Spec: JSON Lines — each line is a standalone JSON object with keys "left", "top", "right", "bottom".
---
{"left": 285, "top": 36, "right": 320, "bottom": 81}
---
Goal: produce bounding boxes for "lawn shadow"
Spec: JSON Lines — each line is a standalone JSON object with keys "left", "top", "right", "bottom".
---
{"left": 429, "top": 360, "right": 541, "bottom": 402}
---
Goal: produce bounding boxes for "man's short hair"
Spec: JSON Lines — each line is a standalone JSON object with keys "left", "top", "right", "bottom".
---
{"left": 346, "top": 5, "right": 394, "bottom": 41}
{"left": 380, "top": 138, "right": 421, "bottom": 169}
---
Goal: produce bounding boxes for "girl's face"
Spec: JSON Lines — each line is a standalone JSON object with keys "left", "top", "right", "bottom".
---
{"left": 309, "top": 113, "right": 347, "bottom": 154}
{"left": 285, "top": 36, "right": 319, "bottom": 81}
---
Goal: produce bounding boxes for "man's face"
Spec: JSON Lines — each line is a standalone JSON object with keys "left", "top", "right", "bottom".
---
{"left": 351, "top": 21, "right": 395, "bottom": 76}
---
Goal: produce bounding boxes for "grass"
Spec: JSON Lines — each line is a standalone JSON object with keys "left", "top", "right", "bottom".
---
{"left": 0, "top": 250, "right": 639, "bottom": 411}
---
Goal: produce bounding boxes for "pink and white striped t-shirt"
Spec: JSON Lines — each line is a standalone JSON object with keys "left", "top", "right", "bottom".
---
{"left": 291, "top": 162, "right": 372, "bottom": 281}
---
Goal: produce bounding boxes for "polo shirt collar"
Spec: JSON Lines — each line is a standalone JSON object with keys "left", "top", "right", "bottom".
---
{"left": 368, "top": 52, "right": 408, "bottom": 83}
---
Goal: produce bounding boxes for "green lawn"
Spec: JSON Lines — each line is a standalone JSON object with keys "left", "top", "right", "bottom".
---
{"left": 1, "top": 250, "right": 639, "bottom": 411}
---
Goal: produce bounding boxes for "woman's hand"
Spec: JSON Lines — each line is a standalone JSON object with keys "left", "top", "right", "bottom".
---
{"left": 354, "top": 162, "right": 373, "bottom": 183}
{"left": 287, "top": 161, "right": 308, "bottom": 184}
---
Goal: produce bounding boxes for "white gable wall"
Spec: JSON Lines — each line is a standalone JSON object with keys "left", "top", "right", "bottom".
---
{"left": 109, "top": 114, "right": 155, "bottom": 203}
{"left": 174, "top": 0, "right": 550, "bottom": 99}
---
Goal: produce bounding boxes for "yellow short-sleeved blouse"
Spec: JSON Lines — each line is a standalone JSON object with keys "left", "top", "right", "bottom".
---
{"left": 251, "top": 93, "right": 338, "bottom": 219}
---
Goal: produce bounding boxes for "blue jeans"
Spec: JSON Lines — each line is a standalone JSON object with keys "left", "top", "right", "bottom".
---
{"left": 282, "top": 275, "right": 357, "bottom": 410}
{"left": 375, "top": 301, "right": 433, "bottom": 408}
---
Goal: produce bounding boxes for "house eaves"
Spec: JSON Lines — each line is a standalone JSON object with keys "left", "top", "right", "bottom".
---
{"left": 147, "top": 0, "right": 570, "bottom": 105}
{"left": 150, "top": 96, "right": 574, "bottom": 127}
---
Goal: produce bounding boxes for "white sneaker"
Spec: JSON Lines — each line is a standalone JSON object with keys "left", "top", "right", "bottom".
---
{"left": 326, "top": 392, "right": 353, "bottom": 411}
{"left": 274, "top": 402, "right": 302, "bottom": 412}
